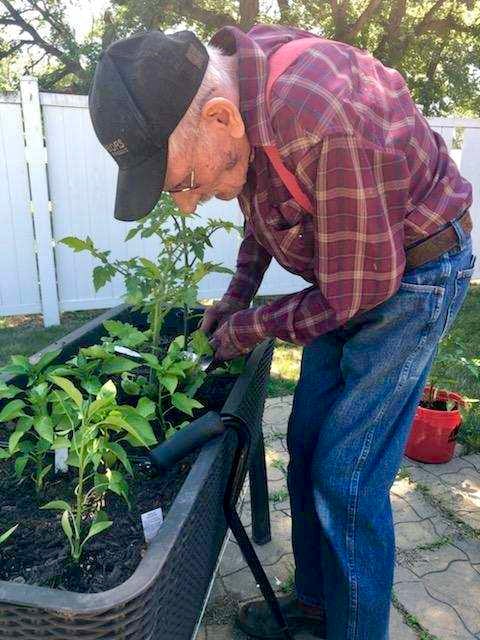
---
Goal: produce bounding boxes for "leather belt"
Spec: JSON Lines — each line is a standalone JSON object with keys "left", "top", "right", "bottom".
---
{"left": 405, "top": 209, "right": 472, "bottom": 271}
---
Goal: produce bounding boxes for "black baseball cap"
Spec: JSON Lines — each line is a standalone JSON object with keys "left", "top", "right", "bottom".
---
{"left": 89, "top": 30, "right": 209, "bottom": 221}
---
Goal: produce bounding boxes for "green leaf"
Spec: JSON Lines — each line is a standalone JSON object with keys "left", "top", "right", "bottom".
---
{"left": 140, "top": 353, "right": 159, "bottom": 368}
{"left": 136, "top": 397, "right": 156, "bottom": 420}
{"left": 171, "top": 392, "right": 203, "bottom": 416}
{"left": 159, "top": 374, "right": 178, "bottom": 395}
{"left": 0, "top": 448, "right": 10, "bottom": 459}
{"left": 14, "top": 455, "right": 29, "bottom": 478}
{"left": 87, "top": 381, "right": 116, "bottom": 418}
{"left": 100, "top": 356, "right": 140, "bottom": 375}
{"left": 138, "top": 257, "right": 161, "bottom": 277}
{"left": 80, "top": 345, "right": 110, "bottom": 359}
{"left": 125, "top": 227, "right": 140, "bottom": 241}
{"left": 0, "top": 382, "right": 22, "bottom": 400}
{"left": 37, "top": 464, "right": 52, "bottom": 489}
{"left": 105, "top": 441, "right": 133, "bottom": 475}
{"left": 66, "top": 450, "right": 80, "bottom": 467}
{"left": 33, "top": 415, "right": 54, "bottom": 444}
{"left": 60, "top": 236, "right": 95, "bottom": 253}
{"left": 0, "top": 399, "right": 25, "bottom": 422}
{"left": 8, "top": 421, "right": 31, "bottom": 454}
{"left": 103, "top": 321, "right": 147, "bottom": 347}
{"left": 93, "top": 265, "right": 115, "bottom": 291}
{"left": 81, "top": 519, "right": 112, "bottom": 549}
{"left": 61, "top": 510, "right": 74, "bottom": 544}
{"left": 52, "top": 436, "right": 70, "bottom": 450}
{"left": 32, "top": 348, "right": 62, "bottom": 373}
{"left": 0, "top": 524, "right": 18, "bottom": 545}
{"left": 50, "top": 376, "right": 83, "bottom": 408}
{"left": 107, "top": 410, "right": 156, "bottom": 448}
{"left": 41, "top": 500, "right": 72, "bottom": 512}
{"left": 190, "top": 329, "right": 214, "bottom": 357}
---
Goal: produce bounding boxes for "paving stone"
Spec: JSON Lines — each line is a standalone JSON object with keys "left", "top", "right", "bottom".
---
{"left": 389, "top": 606, "right": 418, "bottom": 640}
{"left": 222, "top": 553, "right": 294, "bottom": 601}
{"left": 394, "top": 578, "right": 475, "bottom": 640}
{"left": 403, "top": 542, "right": 466, "bottom": 577}
{"left": 395, "top": 517, "right": 441, "bottom": 550}
{"left": 206, "top": 624, "right": 234, "bottom": 639}
{"left": 416, "top": 457, "right": 476, "bottom": 476}
{"left": 422, "top": 558, "right": 480, "bottom": 635}
{"left": 195, "top": 624, "right": 207, "bottom": 639}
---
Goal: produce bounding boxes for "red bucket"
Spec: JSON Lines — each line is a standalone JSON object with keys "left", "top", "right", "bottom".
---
{"left": 405, "top": 387, "right": 465, "bottom": 464}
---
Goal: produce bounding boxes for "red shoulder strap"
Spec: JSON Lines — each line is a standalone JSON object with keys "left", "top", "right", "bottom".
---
{"left": 263, "top": 38, "right": 319, "bottom": 215}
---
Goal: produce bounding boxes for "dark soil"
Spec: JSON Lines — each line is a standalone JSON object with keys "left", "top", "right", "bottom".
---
{"left": 419, "top": 399, "right": 455, "bottom": 411}
{"left": 0, "top": 369, "right": 236, "bottom": 594}
{"left": 0, "top": 451, "right": 196, "bottom": 593}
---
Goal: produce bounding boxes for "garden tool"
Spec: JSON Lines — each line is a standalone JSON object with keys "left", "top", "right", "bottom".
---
{"left": 149, "top": 411, "right": 295, "bottom": 640}
{"left": 114, "top": 345, "right": 218, "bottom": 372}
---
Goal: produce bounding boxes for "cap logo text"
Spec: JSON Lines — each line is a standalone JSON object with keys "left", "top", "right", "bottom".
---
{"left": 105, "top": 138, "right": 128, "bottom": 156}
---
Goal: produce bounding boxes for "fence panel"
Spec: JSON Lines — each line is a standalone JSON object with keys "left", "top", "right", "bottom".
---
{"left": 0, "top": 93, "right": 41, "bottom": 316}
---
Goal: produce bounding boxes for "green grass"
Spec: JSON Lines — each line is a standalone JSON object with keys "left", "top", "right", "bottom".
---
{"left": 268, "top": 339, "right": 301, "bottom": 397}
{"left": 0, "top": 310, "right": 104, "bottom": 366}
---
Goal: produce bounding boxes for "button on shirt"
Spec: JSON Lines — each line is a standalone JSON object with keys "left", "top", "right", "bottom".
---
{"left": 209, "top": 25, "right": 472, "bottom": 350}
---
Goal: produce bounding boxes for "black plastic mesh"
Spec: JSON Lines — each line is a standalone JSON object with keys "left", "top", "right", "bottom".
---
{"left": 0, "top": 308, "right": 274, "bottom": 640}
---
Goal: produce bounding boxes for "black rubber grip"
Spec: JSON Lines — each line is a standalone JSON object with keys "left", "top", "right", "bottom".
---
{"left": 149, "top": 411, "right": 226, "bottom": 473}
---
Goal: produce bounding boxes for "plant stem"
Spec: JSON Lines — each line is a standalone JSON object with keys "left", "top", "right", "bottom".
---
{"left": 180, "top": 216, "right": 190, "bottom": 346}
{"left": 74, "top": 424, "right": 87, "bottom": 562}
{"left": 150, "top": 298, "right": 162, "bottom": 386}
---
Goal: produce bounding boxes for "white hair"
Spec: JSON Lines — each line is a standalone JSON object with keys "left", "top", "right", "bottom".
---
{"left": 168, "top": 44, "right": 239, "bottom": 157}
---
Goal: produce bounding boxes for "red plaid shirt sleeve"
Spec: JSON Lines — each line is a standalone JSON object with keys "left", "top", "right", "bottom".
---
{"left": 228, "top": 135, "right": 408, "bottom": 349}
{"left": 222, "top": 222, "right": 272, "bottom": 305}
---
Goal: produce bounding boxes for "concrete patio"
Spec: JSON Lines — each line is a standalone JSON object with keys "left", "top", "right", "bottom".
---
{"left": 199, "top": 395, "right": 480, "bottom": 639}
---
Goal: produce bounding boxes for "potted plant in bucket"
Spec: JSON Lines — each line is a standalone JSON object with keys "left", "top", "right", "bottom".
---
{"left": 405, "top": 340, "right": 469, "bottom": 464}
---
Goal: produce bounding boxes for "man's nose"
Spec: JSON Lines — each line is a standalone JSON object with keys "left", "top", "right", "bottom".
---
{"left": 171, "top": 192, "right": 199, "bottom": 214}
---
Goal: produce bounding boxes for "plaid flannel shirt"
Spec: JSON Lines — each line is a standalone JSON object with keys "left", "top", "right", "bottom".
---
{"left": 209, "top": 25, "right": 472, "bottom": 351}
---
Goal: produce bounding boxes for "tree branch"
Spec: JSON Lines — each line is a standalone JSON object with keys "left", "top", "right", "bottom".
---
{"left": 169, "top": 0, "right": 237, "bottom": 30}
{"left": 0, "top": 39, "right": 32, "bottom": 60}
{"left": 0, "top": 0, "right": 88, "bottom": 81}
{"left": 374, "top": 0, "right": 406, "bottom": 62}
{"left": 345, "top": 0, "right": 383, "bottom": 41}
{"left": 239, "top": 0, "right": 259, "bottom": 30}
{"left": 414, "top": 0, "right": 449, "bottom": 37}
{"left": 277, "top": 0, "right": 290, "bottom": 21}
{"left": 27, "top": 0, "right": 74, "bottom": 43}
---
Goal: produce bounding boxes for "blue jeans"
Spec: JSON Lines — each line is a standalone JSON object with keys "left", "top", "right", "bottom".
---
{"left": 287, "top": 218, "right": 476, "bottom": 640}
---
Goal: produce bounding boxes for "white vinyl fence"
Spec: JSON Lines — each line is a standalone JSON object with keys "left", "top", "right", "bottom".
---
{"left": 1, "top": 76, "right": 479, "bottom": 326}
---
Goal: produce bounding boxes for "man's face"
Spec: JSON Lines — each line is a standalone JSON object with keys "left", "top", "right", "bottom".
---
{"left": 165, "top": 97, "right": 251, "bottom": 214}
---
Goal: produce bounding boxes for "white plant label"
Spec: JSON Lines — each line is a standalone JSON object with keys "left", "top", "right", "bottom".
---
{"left": 114, "top": 346, "right": 142, "bottom": 359}
{"left": 54, "top": 448, "right": 68, "bottom": 473}
{"left": 141, "top": 507, "right": 164, "bottom": 543}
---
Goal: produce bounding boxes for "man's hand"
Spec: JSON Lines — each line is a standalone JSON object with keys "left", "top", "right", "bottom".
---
{"left": 200, "top": 297, "right": 249, "bottom": 335}
{"left": 210, "top": 307, "right": 266, "bottom": 361}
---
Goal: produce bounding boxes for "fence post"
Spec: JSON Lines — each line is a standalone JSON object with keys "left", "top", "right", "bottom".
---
{"left": 20, "top": 76, "right": 60, "bottom": 327}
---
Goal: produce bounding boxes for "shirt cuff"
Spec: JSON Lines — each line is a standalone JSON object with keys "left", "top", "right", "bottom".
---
{"left": 228, "top": 307, "right": 269, "bottom": 352}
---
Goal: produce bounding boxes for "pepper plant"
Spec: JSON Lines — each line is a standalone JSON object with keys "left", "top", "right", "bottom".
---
{"left": 42, "top": 376, "right": 157, "bottom": 562}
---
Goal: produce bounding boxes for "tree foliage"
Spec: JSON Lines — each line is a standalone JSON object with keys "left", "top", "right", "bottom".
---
{"left": 1, "top": 0, "right": 479, "bottom": 114}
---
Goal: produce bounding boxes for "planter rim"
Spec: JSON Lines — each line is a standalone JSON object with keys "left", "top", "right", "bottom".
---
{"left": 0, "top": 304, "right": 269, "bottom": 615}
{"left": 420, "top": 386, "right": 466, "bottom": 413}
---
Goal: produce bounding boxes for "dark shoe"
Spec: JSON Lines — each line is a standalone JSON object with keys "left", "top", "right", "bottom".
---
{"left": 236, "top": 593, "right": 326, "bottom": 639}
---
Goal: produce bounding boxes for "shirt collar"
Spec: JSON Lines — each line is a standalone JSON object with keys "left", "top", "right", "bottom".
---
{"left": 209, "top": 26, "right": 276, "bottom": 148}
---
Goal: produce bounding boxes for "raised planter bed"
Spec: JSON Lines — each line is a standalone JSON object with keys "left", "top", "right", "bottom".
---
{"left": 0, "top": 304, "right": 274, "bottom": 639}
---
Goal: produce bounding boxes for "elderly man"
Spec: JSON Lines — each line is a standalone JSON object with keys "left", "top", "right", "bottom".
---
{"left": 89, "top": 25, "right": 474, "bottom": 640}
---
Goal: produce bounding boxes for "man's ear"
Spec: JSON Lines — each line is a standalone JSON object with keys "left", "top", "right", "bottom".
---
{"left": 201, "top": 97, "right": 245, "bottom": 139}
